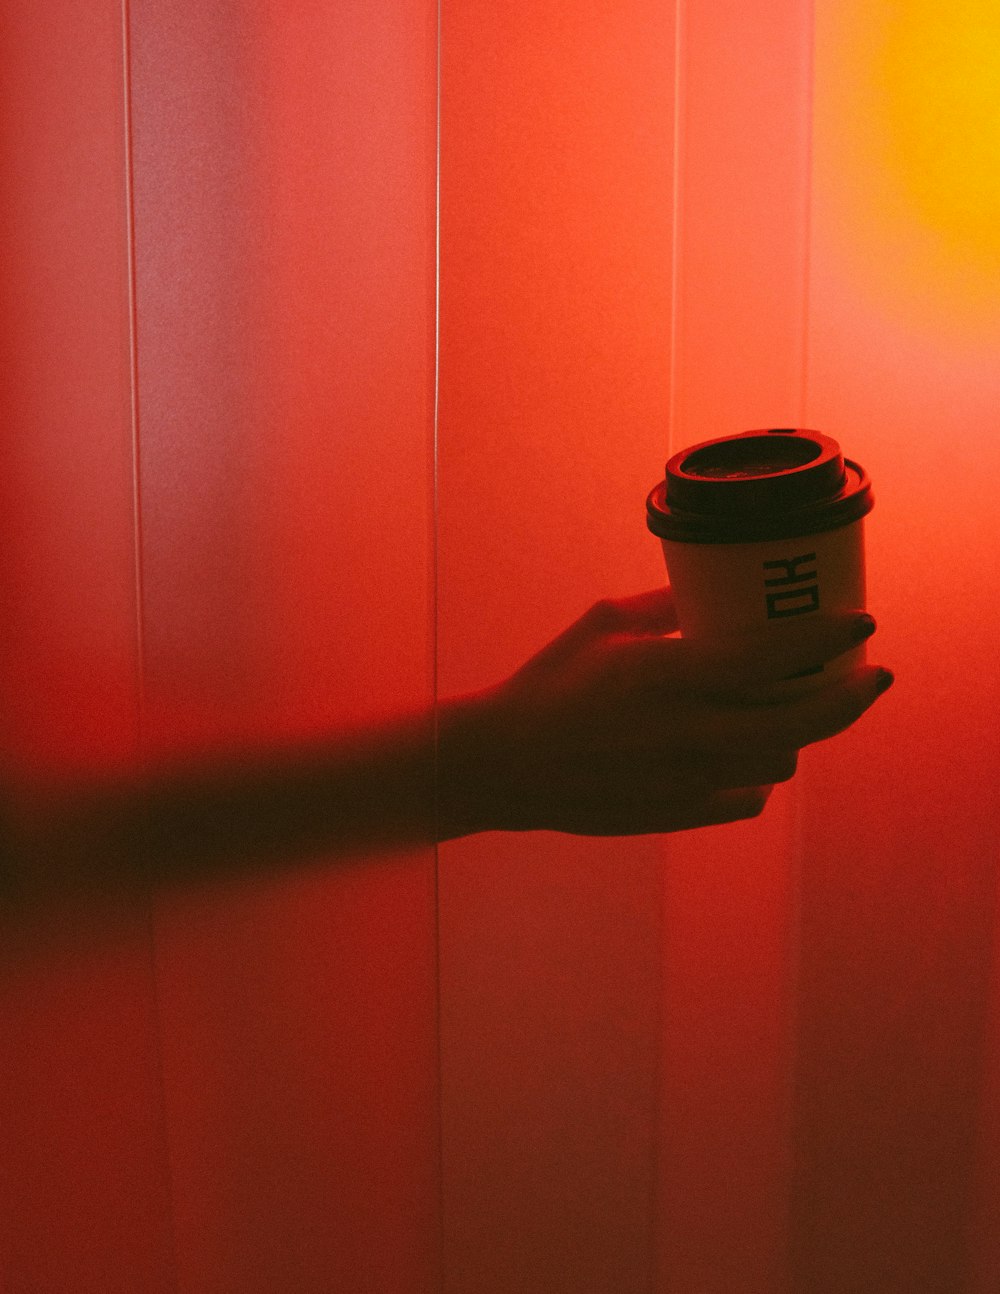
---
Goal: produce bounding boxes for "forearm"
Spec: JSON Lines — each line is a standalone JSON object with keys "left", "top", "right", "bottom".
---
{"left": 152, "top": 693, "right": 508, "bottom": 862}
{"left": 5, "top": 698, "right": 502, "bottom": 898}
{"left": 130, "top": 705, "right": 470, "bottom": 875}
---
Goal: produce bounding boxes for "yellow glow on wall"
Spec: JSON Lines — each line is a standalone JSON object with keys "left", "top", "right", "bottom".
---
{"left": 818, "top": 1, "right": 1000, "bottom": 333}
{"left": 877, "top": 3, "right": 1000, "bottom": 265}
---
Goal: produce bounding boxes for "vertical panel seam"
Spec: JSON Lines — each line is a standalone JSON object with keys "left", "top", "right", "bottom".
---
{"left": 121, "top": 3, "right": 179, "bottom": 1289}
{"left": 799, "top": 0, "right": 816, "bottom": 422}
{"left": 121, "top": 8, "right": 145, "bottom": 706}
{"left": 785, "top": 0, "right": 817, "bottom": 1281}
{"left": 667, "top": 0, "right": 685, "bottom": 463}
{"left": 656, "top": 5, "right": 686, "bottom": 1291}
{"left": 432, "top": 0, "right": 446, "bottom": 1289}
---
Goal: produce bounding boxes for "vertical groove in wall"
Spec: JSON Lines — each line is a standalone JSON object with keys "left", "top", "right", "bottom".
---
{"left": 784, "top": 0, "right": 817, "bottom": 1271}
{"left": 120, "top": 3, "right": 178, "bottom": 1288}
{"left": 432, "top": 0, "right": 446, "bottom": 1288}
{"left": 667, "top": 0, "right": 685, "bottom": 461}
{"left": 121, "top": 0, "right": 145, "bottom": 715}
{"left": 655, "top": 6, "right": 684, "bottom": 1292}
{"left": 798, "top": 0, "right": 816, "bottom": 423}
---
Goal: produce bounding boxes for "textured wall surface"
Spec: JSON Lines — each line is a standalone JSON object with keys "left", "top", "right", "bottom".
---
{"left": 2, "top": 3, "right": 998, "bottom": 1292}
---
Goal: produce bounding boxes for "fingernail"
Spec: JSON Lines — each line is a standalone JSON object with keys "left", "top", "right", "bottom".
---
{"left": 874, "top": 667, "right": 895, "bottom": 695}
{"left": 853, "top": 612, "right": 877, "bottom": 642}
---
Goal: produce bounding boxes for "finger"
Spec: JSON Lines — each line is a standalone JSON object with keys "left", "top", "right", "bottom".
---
{"left": 679, "top": 664, "right": 893, "bottom": 754}
{"left": 683, "top": 748, "right": 798, "bottom": 790}
{"left": 580, "top": 784, "right": 773, "bottom": 835}
{"left": 531, "top": 588, "right": 679, "bottom": 669}
{"left": 663, "top": 785, "right": 773, "bottom": 831}
{"left": 608, "top": 757, "right": 776, "bottom": 827}
{"left": 626, "top": 610, "right": 875, "bottom": 694}
{"left": 574, "top": 589, "right": 680, "bottom": 639}
{"left": 604, "top": 587, "right": 680, "bottom": 636}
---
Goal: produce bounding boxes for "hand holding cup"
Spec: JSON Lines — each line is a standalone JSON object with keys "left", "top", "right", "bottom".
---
{"left": 437, "top": 587, "right": 892, "bottom": 838}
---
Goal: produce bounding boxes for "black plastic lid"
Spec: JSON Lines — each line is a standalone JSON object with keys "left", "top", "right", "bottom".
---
{"left": 646, "top": 428, "right": 873, "bottom": 544}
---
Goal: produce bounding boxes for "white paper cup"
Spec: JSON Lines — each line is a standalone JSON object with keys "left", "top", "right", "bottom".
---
{"left": 646, "top": 429, "right": 873, "bottom": 702}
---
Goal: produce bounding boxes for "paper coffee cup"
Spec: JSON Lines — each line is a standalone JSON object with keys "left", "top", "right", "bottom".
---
{"left": 646, "top": 429, "right": 874, "bottom": 701}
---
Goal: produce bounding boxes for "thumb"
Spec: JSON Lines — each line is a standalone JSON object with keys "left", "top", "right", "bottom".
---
{"left": 510, "top": 587, "right": 679, "bottom": 676}
{"left": 596, "top": 587, "right": 680, "bottom": 637}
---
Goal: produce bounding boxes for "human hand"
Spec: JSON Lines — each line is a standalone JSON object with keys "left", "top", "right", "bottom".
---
{"left": 438, "top": 587, "right": 892, "bottom": 837}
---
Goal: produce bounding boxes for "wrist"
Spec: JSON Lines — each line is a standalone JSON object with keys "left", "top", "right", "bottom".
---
{"left": 435, "top": 688, "right": 513, "bottom": 841}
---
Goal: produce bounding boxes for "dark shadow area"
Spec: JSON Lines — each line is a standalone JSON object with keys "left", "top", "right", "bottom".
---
{"left": 0, "top": 707, "right": 441, "bottom": 924}
{"left": 1, "top": 589, "right": 891, "bottom": 928}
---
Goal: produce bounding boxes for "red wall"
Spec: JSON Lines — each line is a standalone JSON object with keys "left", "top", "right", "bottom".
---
{"left": 795, "top": 5, "right": 1000, "bottom": 1288}
{"left": 3, "top": 2, "right": 1000, "bottom": 1292}
{"left": 2, "top": 2, "right": 439, "bottom": 1290}
{"left": 658, "top": 4, "right": 1000, "bottom": 1291}
{"left": 436, "top": 1, "right": 673, "bottom": 1288}
{"left": 1, "top": 5, "right": 173, "bottom": 1288}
